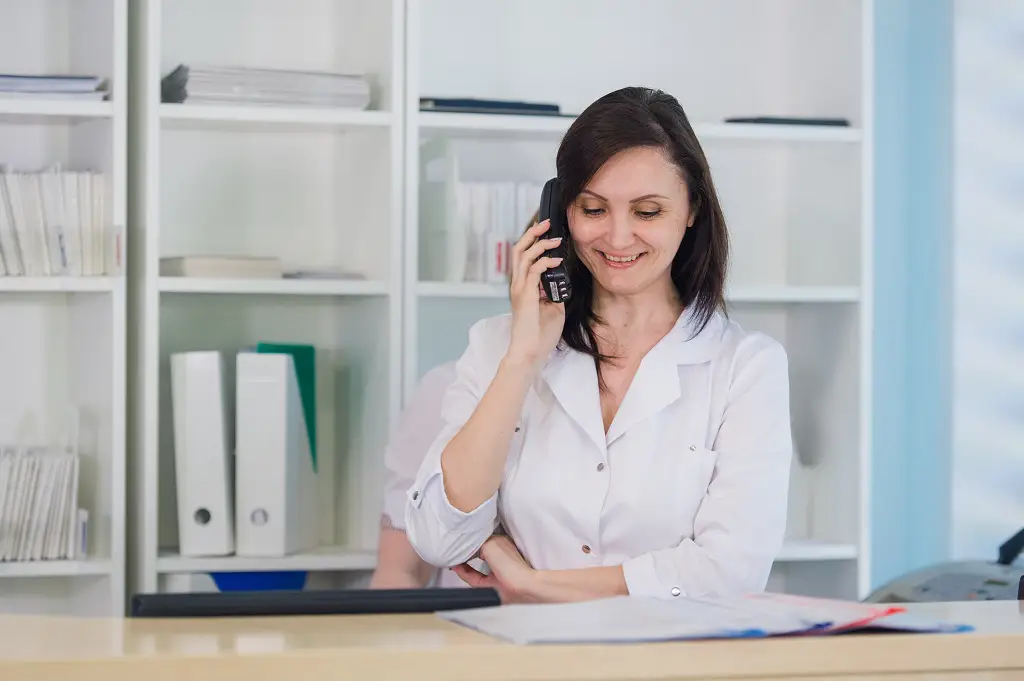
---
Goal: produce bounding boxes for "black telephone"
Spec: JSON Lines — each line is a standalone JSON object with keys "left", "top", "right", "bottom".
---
{"left": 537, "top": 178, "right": 572, "bottom": 303}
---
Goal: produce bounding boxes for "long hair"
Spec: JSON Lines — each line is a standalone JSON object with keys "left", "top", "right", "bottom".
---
{"left": 554, "top": 86, "right": 730, "bottom": 383}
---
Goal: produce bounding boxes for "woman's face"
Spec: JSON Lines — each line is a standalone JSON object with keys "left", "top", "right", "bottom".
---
{"left": 568, "top": 145, "right": 694, "bottom": 299}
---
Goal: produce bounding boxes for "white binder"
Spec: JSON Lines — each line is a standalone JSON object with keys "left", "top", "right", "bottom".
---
{"left": 234, "top": 351, "right": 318, "bottom": 557}
{"left": 170, "top": 351, "right": 235, "bottom": 557}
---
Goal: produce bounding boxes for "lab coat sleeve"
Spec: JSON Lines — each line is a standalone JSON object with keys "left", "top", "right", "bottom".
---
{"left": 621, "top": 335, "right": 793, "bottom": 600}
{"left": 403, "top": 317, "right": 507, "bottom": 567}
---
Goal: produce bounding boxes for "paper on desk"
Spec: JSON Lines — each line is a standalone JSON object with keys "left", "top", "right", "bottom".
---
{"left": 438, "top": 593, "right": 972, "bottom": 645}
{"left": 437, "top": 595, "right": 825, "bottom": 645}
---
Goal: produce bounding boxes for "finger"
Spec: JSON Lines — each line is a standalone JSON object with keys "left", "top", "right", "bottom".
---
{"left": 452, "top": 564, "right": 492, "bottom": 588}
{"left": 522, "top": 237, "right": 562, "bottom": 267}
{"left": 515, "top": 237, "right": 562, "bottom": 291}
{"left": 511, "top": 219, "right": 547, "bottom": 258}
{"left": 527, "top": 256, "right": 563, "bottom": 283}
{"left": 511, "top": 220, "right": 550, "bottom": 277}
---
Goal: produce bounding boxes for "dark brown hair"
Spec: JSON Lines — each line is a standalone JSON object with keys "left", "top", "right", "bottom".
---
{"left": 554, "top": 86, "right": 729, "bottom": 379}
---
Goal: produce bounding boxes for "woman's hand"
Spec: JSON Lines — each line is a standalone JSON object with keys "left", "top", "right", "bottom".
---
{"left": 505, "top": 219, "right": 567, "bottom": 372}
{"left": 452, "top": 535, "right": 538, "bottom": 603}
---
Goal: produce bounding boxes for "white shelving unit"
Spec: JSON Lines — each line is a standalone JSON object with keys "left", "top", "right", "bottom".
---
{"left": 404, "top": 0, "right": 874, "bottom": 601}
{"left": 127, "top": 0, "right": 404, "bottom": 597}
{"left": 126, "top": 0, "right": 874, "bottom": 603}
{"left": 0, "top": 0, "right": 127, "bottom": 616}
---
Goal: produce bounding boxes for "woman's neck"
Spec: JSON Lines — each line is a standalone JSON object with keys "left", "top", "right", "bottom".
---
{"left": 591, "top": 278, "right": 682, "bottom": 353}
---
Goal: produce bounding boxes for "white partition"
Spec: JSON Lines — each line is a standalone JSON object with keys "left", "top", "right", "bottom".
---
{"left": 126, "top": 0, "right": 876, "bottom": 602}
{"left": 127, "top": 0, "right": 403, "bottom": 598}
{"left": 0, "top": 0, "right": 127, "bottom": 616}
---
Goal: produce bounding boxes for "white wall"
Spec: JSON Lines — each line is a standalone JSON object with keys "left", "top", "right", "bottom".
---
{"left": 951, "top": 0, "right": 1024, "bottom": 560}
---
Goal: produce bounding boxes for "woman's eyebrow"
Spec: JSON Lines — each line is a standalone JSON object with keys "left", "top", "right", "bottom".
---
{"left": 580, "top": 190, "right": 668, "bottom": 202}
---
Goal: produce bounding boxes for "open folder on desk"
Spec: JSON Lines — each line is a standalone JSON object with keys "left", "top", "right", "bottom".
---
{"left": 438, "top": 593, "right": 974, "bottom": 645}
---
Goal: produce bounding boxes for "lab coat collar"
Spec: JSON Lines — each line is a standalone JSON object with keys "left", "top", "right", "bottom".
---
{"left": 541, "top": 308, "right": 726, "bottom": 449}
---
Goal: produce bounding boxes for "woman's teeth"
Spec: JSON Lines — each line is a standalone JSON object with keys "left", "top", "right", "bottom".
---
{"left": 602, "top": 252, "right": 642, "bottom": 263}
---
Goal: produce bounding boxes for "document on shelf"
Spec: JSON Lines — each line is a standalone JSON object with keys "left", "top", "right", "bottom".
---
{"left": 437, "top": 593, "right": 973, "bottom": 645}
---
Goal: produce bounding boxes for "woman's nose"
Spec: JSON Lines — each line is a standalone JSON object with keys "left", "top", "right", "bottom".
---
{"left": 605, "top": 212, "right": 636, "bottom": 249}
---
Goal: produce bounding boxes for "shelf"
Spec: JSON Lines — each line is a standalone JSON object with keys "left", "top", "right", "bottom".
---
{"left": 156, "top": 546, "right": 377, "bottom": 574}
{"left": 417, "top": 281, "right": 859, "bottom": 303}
{"left": 417, "top": 281, "right": 508, "bottom": 298}
{"left": 0, "top": 98, "right": 114, "bottom": 124}
{"left": 726, "top": 286, "right": 861, "bottom": 303}
{"left": 159, "top": 277, "right": 391, "bottom": 296}
{"left": 418, "top": 111, "right": 574, "bottom": 138}
{"left": 697, "top": 122, "right": 862, "bottom": 143}
{"left": 0, "top": 559, "right": 112, "bottom": 578}
{"left": 417, "top": 111, "right": 861, "bottom": 143}
{"left": 160, "top": 103, "right": 394, "bottom": 131}
{"left": 775, "top": 540, "right": 859, "bottom": 562}
{"left": 0, "top": 276, "right": 121, "bottom": 293}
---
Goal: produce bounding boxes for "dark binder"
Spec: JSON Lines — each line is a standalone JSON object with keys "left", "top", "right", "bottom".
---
{"left": 130, "top": 587, "right": 501, "bottom": 618}
{"left": 419, "top": 96, "right": 562, "bottom": 116}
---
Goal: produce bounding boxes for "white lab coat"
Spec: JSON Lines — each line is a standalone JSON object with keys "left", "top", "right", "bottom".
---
{"left": 405, "top": 308, "right": 792, "bottom": 601}
{"left": 380, "top": 361, "right": 466, "bottom": 589}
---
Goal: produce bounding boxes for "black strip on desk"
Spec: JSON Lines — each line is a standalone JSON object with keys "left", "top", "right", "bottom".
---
{"left": 130, "top": 587, "right": 501, "bottom": 618}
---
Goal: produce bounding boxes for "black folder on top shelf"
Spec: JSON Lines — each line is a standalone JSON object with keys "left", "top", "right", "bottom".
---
{"left": 130, "top": 587, "right": 501, "bottom": 618}
{"left": 419, "top": 96, "right": 564, "bottom": 116}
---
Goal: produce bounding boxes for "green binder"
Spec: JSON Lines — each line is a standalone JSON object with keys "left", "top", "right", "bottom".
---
{"left": 256, "top": 342, "right": 317, "bottom": 473}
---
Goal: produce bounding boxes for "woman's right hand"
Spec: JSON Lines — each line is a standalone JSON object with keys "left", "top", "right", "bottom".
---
{"left": 505, "top": 219, "right": 567, "bottom": 372}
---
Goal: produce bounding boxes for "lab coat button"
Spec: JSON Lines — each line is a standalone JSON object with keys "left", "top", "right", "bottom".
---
{"left": 411, "top": 491, "right": 419, "bottom": 500}
{"left": 596, "top": 463, "right": 605, "bottom": 472}
{"left": 581, "top": 544, "right": 591, "bottom": 554}
{"left": 689, "top": 444, "right": 696, "bottom": 452}
{"left": 671, "top": 587, "right": 681, "bottom": 597}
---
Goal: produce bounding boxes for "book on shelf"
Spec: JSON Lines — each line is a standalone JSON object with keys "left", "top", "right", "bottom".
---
{"left": 0, "top": 73, "right": 109, "bottom": 101}
{"left": 160, "top": 255, "right": 283, "bottom": 279}
{"left": 421, "top": 177, "right": 543, "bottom": 284}
{"left": 160, "top": 255, "right": 366, "bottom": 281}
{"left": 0, "top": 440, "right": 87, "bottom": 563}
{"left": 160, "top": 64, "right": 371, "bottom": 109}
{"left": 0, "top": 165, "right": 120, "bottom": 277}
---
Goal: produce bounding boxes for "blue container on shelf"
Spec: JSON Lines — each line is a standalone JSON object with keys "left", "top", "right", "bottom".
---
{"left": 211, "top": 571, "right": 308, "bottom": 592}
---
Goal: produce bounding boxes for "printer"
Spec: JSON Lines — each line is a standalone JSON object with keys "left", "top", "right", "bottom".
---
{"left": 865, "top": 528, "right": 1024, "bottom": 603}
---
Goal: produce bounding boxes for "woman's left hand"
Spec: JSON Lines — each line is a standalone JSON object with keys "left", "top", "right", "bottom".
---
{"left": 452, "top": 535, "right": 537, "bottom": 603}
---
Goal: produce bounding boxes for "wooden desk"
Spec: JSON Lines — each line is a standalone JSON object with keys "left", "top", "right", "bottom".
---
{"left": 1, "top": 600, "right": 1022, "bottom": 681}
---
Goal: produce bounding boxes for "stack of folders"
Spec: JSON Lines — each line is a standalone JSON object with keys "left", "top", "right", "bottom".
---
{"left": 170, "top": 344, "right": 319, "bottom": 559}
{"left": 439, "top": 592, "right": 974, "bottom": 645}
{"left": 160, "top": 64, "right": 371, "bottom": 109}
{"left": 0, "top": 165, "right": 118, "bottom": 277}
{"left": 0, "top": 73, "right": 108, "bottom": 101}
{"left": 420, "top": 180, "right": 545, "bottom": 284}
{"left": 0, "top": 447, "right": 87, "bottom": 562}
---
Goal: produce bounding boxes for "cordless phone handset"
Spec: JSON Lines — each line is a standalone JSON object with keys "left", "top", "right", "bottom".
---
{"left": 537, "top": 177, "right": 572, "bottom": 304}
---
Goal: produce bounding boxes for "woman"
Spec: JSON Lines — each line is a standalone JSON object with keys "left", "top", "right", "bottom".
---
{"left": 404, "top": 86, "right": 792, "bottom": 603}
{"left": 370, "top": 360, "right": 468, "bottom": 589}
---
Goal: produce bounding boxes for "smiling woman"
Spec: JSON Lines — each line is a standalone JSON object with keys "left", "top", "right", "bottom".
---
{"left": 404, "top": 86, "right": 792, "bottom": 604}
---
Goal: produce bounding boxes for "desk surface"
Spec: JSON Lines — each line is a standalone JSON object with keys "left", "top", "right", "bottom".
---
{"left": 1, "top": 600, "right": 1023, "bottom": 681}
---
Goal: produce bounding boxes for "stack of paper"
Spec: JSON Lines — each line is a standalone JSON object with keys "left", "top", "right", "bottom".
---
{"left": 161, "top": 64, "right": 371, "bottom": 109}
{"left": 438, "top": 592, "right": 974, "bottom": 644}
{"left": 0, "top": 446, "right": 86, "bottom": 562}
{"left": 0, "top": 74, "right": 108, "bottom": 101}
{"left": 0, "top": 165, "right": 116, "bottom": 277}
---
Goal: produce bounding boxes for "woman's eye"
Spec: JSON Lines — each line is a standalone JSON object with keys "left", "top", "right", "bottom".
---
{"left": 636, "top": 209, "right": 661, "bottom": 219}
{"left": 582, "top": 207, "right": 605, "bottom": 217}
